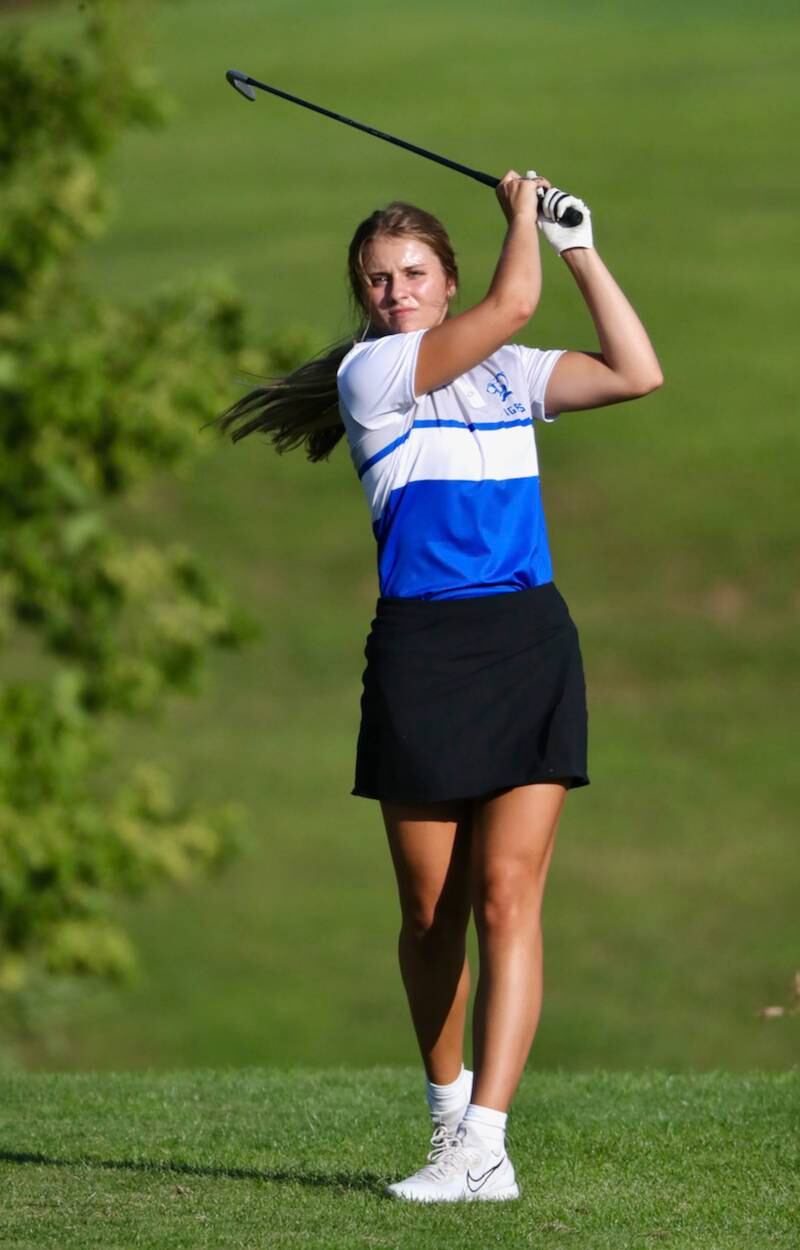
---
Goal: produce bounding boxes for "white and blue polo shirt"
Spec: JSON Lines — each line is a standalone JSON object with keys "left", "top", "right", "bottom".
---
{"left": 337, "top": 330, "right": 565, "bottom": 601}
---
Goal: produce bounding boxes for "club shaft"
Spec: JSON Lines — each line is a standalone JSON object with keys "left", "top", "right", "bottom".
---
{"left": 234, "top": 72, "right": 499, "bottom": 189}
{"left": 227, "top": 70, "right": 583, "bottom": 227}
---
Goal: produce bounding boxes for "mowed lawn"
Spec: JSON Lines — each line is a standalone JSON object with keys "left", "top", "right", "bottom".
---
{"left": 1, "top": 1069, "right": 797, "bottom": 1250}
{"left": 3, "top": 0, "right": 799, "bottom": 1073}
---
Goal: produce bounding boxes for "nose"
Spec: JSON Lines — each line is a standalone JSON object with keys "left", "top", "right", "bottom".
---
{"left": 387, "top": 274, "right": 409, "bottom": 305}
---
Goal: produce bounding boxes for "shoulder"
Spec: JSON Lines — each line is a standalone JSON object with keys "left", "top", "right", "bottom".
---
{"left": 336, "top": 338, "right": 372, "bottom": 380}
{"left": 501, "top": 342, "right": 567, "bottom": 387}
{"left": 337, "top": 330, "right": 427, "bottom": 429}
{"left": 337, "top": 330, "right": 425, "bottom": 383}
{"left": 474, "top": 343, "right": 550, "bottom": 378}
{"left": 500, "top": 342, "right": 563, "bottom": 368}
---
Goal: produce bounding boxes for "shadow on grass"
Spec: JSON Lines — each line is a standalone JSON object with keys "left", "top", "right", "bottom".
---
{"left": 0, "top": 1149, "right": 382, "bottom": 1193}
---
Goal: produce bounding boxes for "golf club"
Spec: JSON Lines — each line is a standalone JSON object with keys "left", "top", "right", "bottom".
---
{"left": 225, "top": 69, "right": 584, "bottom": 228}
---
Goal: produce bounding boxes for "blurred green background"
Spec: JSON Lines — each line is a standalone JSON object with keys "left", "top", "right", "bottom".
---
{"left": 5, "top": 0, "right": 798, "bottom": 1073}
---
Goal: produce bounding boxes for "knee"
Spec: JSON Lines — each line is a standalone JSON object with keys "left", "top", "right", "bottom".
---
{"left": 474, "top": 869, "right": 541, "bottom": 939}
{"left": 400, "top": 894, "right": 470, "bottom": 951}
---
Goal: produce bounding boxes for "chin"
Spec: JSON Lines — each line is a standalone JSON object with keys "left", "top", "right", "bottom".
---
{"left": 389, "top": 316, "right": 432, "bottom": 333}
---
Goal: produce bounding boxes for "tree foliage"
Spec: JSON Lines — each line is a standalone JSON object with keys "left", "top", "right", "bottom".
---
{"left": 0, "top": 1, "right": 273, "bottom": 995}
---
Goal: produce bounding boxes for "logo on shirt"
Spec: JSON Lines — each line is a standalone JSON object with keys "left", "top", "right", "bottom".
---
{"left": 487, "top": 371, "right": 512, "bottom": 401}
{"left": 486, "top": 371, "right": 526, "bottom": 417}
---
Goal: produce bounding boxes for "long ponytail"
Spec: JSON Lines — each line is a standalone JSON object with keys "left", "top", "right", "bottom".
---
{"left": 211, "top": 201, "right": 458, "bottom": 463}
{"left": 213, "top": 339, "right": 355, "bottom": 463}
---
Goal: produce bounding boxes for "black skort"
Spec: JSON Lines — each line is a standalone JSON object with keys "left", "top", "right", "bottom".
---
{"left": 352, "top": 581, "right": 589, "bottom": 804}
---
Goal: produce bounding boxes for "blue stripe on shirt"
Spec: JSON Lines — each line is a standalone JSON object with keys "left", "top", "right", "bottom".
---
{"left": 356, "top": 416, "right": 534, "bottom": 480}
{"left": 373, "top": 476, "right": 553, "bottom": 600}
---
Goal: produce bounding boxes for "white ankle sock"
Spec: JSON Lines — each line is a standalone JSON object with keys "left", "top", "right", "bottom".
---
{"left": 425, "top": 1066, "right": 472, "bottom": 1125}
{"left": 462, "top": 1102, "right": 507, "bottom": 1149}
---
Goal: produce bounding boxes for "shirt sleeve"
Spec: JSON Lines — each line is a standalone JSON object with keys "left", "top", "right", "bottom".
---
{"left": 511, "top": 345, "right": 567, "bottom": 423}
{"left": 336, "top": 330, "right": 425, "bottom": 430}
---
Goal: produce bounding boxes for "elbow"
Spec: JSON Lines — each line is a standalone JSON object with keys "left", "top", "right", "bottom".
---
{"left": 623, "top": 366, "right": 664, "bottom": 398}
{"left": 485, "top": 290, "right": 538, "bottom": 333}
{"left": 510, "top": 299, "right": 537, "bottom": 330}
{"left": 639, "top": 367, "right": 664, "bottom": 396}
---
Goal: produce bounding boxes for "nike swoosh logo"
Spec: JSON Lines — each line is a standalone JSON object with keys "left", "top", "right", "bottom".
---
{"left": 466, "top": 1158, "right": 504, "bottom": 1193}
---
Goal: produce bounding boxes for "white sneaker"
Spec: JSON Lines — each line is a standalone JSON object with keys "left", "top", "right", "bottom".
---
{"left": 385, "top": 1124, "right": 519, "bottom": 1203}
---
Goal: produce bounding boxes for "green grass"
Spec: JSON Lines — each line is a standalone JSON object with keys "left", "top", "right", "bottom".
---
{"left": 1, "top": 1069, "right": 797, "bottom": 1249}
{"left": 2, "top": 0, "right": 799, "bottom": 1075}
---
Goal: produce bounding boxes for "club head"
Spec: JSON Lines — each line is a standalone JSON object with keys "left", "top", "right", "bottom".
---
{"left": 226, "top": 70, "right": 256, "bottom": 102}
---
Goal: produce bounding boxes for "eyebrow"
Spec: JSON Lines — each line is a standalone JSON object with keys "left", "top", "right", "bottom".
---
{"left": 366, "top": 262, "right": 427, "bottom": 274}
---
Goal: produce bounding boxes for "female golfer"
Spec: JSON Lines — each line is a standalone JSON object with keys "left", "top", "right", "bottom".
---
{"left": 216, "top": 170, "right": 662, "bottom": 1203}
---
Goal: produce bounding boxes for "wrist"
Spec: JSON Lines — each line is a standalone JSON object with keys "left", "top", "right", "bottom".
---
{"left": 507, "top": 210, "right": 539, "bottom": 230}
{"left": 561, "top": 245, "right": 596, "bottom": 264}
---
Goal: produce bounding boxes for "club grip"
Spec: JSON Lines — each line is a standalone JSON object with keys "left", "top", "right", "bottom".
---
{"left": 537, "top": 186, "right": 583, "bottom": 228}
{"left": 559, "top": 205, "right": 583, "bottom": 228}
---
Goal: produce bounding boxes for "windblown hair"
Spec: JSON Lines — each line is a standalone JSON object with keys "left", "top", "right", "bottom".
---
{"left": 211, "top": 202, "right": 459, "bottom": 462}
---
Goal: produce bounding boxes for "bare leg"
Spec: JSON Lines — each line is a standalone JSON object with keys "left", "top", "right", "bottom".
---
{"left": 381, "top": 798, "right": 473, "bottom": 1084}
{"left": 470, "top": 782, "right": 566, "bottom": 1110}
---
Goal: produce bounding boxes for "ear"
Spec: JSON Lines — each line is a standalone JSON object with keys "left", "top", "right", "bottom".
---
{"left": 446, "top": 280, "right": 457, "bottom": 300}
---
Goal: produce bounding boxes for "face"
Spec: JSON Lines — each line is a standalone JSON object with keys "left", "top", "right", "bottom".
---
{"left": 361, "top": 234, "right": 456, "bottom": 336}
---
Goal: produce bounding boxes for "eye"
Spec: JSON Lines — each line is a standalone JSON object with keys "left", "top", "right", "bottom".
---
{"left": 408, "top": 269, "right": 425, "bottom": 277}
{"left": 369, "top": 274, "right": 388, "bottom": 286}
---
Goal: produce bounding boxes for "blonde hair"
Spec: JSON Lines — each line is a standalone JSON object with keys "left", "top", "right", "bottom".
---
{"left": 212, "top": 202, "right": 458, "bottom": 462}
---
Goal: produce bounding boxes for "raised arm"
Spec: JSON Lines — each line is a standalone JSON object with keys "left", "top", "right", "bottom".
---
{"left": 413, "top": 171, "right": 546, "bottom": 396}
{"left": 541, "top": 206, "right": 663, "bottom": 414}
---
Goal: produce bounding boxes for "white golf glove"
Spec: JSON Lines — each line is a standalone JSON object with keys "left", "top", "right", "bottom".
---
{"left": 525, "top": 171, "right": 593, "bottom": 254}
